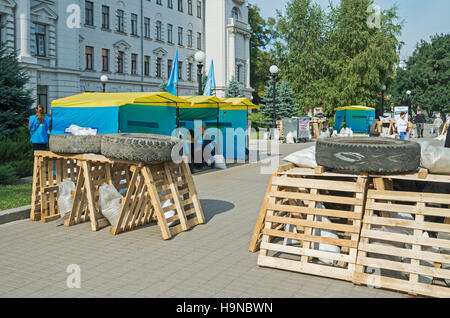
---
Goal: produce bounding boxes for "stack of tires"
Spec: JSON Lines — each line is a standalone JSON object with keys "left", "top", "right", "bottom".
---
{"left": 315, "top": 137, "right": 421, "bottom": 173}
{"left": 49, "top": 133, "right": 182, "bottom": 164}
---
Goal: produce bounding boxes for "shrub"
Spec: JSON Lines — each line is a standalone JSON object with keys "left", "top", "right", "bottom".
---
{"left": 0, "top": 127, "right": 34, "bottom": 180}
{"left": 0, "top": 163, "right": 18, "bottom": 185}
{"left": 249, "top": 113, "right": 271, "bottom": 130}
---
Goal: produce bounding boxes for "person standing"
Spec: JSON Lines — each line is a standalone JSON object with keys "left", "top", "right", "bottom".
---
{"left": 445, "top": 125, "right": 450, "bottom": 148}
{"left": 396, "top": 112, "right": 408, "bottom": 140}
{"left": 29, "top": 105, "right": 52, "bottom": 151}
{"left": 433, "top": 114, "right": 443, "bottom": 136}
{"left": 414, "top": 110, "right": 426, "bottom": 138}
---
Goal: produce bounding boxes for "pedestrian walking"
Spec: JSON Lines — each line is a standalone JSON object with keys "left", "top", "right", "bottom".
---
{"left": 433, "top": 114, "right": 443, "bottom": 136}
{"left": 29, "top": 104, "right": 52, "bottom": 151}
{"left": 414, "top": 110, "right": 426, "bottom": 138}
{"left": 396, "top": 112, "right": 408, "bottom": 140}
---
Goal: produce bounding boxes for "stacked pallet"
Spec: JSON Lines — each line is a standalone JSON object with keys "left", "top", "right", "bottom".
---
{"left": 249, "top": 164, "right": 450, "bottom": 298}
{"left": 30, "top": 151, "right": 205, "bottom": 240}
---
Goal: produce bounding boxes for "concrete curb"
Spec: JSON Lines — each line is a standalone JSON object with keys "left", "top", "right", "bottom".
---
{"left": 0, "top": 205, "right": 31, "bottom": 225}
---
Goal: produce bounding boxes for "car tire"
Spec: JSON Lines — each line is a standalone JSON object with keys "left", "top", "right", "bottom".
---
{"left": 315, "top": 137, "right": 421, "bottom": 173}
{"left": 49, "top": 134, "right": 103, "bottom": 154}
{"left": 101, "top": 133, "right": 182, "bottom": 164}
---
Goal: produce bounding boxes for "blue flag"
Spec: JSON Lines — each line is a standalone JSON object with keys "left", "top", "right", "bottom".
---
{"left": 203, "top": 60, "right": 216, "bottom": 96}
{"left": 167, "top": 51, "right": 179, "bottom": 96}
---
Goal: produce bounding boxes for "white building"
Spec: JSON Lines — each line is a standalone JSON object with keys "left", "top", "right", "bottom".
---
{"left": 0, "top": 0, "right": 252, "bottom": 113}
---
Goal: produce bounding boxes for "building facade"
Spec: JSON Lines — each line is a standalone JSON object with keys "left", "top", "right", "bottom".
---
{"left": 0, "top": 0, "right": 252, "bottom": 113}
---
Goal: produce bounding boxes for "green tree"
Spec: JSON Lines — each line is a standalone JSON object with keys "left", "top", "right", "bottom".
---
{"left": 260, "top": 76, "right": 279, "bottom": 121}
{"left": 323, "top": 0, "right": 401, "bottom": 115}
{"left": 0, "top": 26, "right": 34, "bottom": 137}
{"left": 277, "top": 81, "right": 298, "bottom": 118}
{"left": 248, "top": 4, "right": 274, "bottom": 104}
{"left": 225, "top": 76, "right": 243, "bottom": 97}
{"left": 390, "top": 33, "right": 450, "bottom": 117}
{"left": 272, "top": 0, "right": 328, "bottom": 115}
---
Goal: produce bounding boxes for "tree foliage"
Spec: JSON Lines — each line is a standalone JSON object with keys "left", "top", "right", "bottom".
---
{"left": 272, "top": 0, "right": 401, "bottom": 116}
{"left": 225, "top": 76, "right": 243, "bottom": 97}
{"left": 0, "top": 26, "right": 34, "bottom": 137}
{"left": 260, "top": 78, "right": 297, "bottom": 121}
{"left": 390, "top": 33, "right": 450, "bottom": 116}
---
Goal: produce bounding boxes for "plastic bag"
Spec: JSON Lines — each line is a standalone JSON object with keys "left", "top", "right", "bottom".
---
{"left": 57, "top": 179, "right": 75, "bottom": 218}
{"left": 213, "top": 155, "right": 227, "bottom": 169}
{"left": 417, "top": 141, "right": 450, "bottom": 174}
{"left": 283, "top": 201, "right": 304, "bottom": 246}
{"left": 285, "top": 132, "right": 295, "bottom": 144}
{"left": 318, "top": 130, "right": 330, "bottom": 139}
{"left": 283, "top": 146, "right": 317, "bottom": 168}
{"left": 65, "top": 124, "right": 98, "bottom": 136}
{"left": 99, "top": 184, "right": 123, "bottom": 227}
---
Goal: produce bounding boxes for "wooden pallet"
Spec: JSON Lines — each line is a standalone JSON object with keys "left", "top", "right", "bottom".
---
{"left": 30, "top": 151, "right": 205, "bottom": 239}
{"left": 30, "top": 152, "right": 79, "bottom": 222}
{"left": 254, "top": 164, "right": 368, "bottom": 282}
{"left": 354, "top": 175, "right": 450, "bottom": 298}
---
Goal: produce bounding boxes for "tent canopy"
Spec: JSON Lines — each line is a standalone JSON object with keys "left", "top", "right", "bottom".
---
{"left": 221, "top": 98, "right": 260, "bottom": 110}
{"left": 178, "top": 95, "right": 231, "bottom": 121}
{"left": 51, "top": 92, "right": 189, "bottom": 108}
{"left": 335, "top": 105, "right": 375, "bottom": 111}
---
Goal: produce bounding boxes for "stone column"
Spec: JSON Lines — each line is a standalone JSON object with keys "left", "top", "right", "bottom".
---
{"left": 228, "top": 29, "right": 236, "bottom": 81}
{"left": 17, "top": 0, "right": 31, "bottom": 59}
{"left": 244, "top": 33, "right": 251, "bottom": 89}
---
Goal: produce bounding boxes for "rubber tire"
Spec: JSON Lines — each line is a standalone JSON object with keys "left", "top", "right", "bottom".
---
{"left": 315, "top": 137, "right": 421, "bottom": 173}
{"left": 101, "top": 133, "right": 182, "bottom": 164}
{"left": 49, "top": 134, "right": 103, "bottom": 154}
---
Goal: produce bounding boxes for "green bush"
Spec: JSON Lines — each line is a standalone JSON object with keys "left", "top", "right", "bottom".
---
{"left": 0, "top": 163, "right": 18, "bottom": 185}
{"left": 249, "top": 113, "right": 271, "bottom": 130}
{"left": 0, "top": 127, "right": 34, "bottom": 181}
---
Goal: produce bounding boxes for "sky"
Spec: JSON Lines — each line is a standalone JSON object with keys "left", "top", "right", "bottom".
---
{"left": 253, "top": 0, "right": 450, "bottom": 60}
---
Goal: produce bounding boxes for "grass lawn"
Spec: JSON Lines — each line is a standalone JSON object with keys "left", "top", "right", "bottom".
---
{"left": 0, "top": 183, "right": 32, "bottom": 211}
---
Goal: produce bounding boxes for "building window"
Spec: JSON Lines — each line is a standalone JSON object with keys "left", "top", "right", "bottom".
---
{"left": 168, "top": 0, "right": 173, "bottom": 9}
{"left": 187, "top": 30, "right": 193, "bottom": 48}
{"left": 156, "top": 21, "right": 162, "bottom": 41}
{"left": 131, "top": 14, "right": 138, "bottom": 35}
{"left": 236, "top": 65, "right": 242, "bottom": 83}
{"left": 117, "top": 51, "right": 124, "bottom": 73}
{"left": 37, "top": 86, "right": 48, "bottom": 113}
{"left": 197, "top": 1, "right": 202, "bottom": 18}
{"left": 34, "top": 24, "right": 46, "bottom": 57}
{"left": 187, "top": 62, "right": 193, "bottom": 81}
{"left": 102, "top": 48, "right": 109, "bottom": 72}
{"left": 156, "top": 0, "right": 162, "bottom": 5}
{"left": 117, "top": 10, "right": 124, "bottom": 32}
{"left": 231, "top": 7, "right": 239, "bottom": 20}
{"left": 144, "top": 18, "right": 151, "bottom": 38}
{"left": 131, "top": 53, "right": 138, "bottom": 75}
{"left": 178, "top": 0, "right": 183, "bottom": 12}
{"left": 85, "top": 46, "right": 94, "bottom": 70}
{"left": 102, "top": 6, "right": 110, "bottom": 29}
{"left": 156, "top": 57, "right": 162, "bottom": 78}
{"left": 85, "top": 1, "right": 94, "bottom": 26}
{"left": 167, "top": 24, "right": 173, "bottom": 43}
{"left": 188, "top": 0, "right": 193, "bottom": 15}
{"left": 178, "top": 27, "right": 183, "bottom": 46}
{"left": 197, "top": 32, "right": 201, "bottom": 50}
{"left": 178, "top": 61, "right": 183, "bottom": 80}
{"left": 144, "top": 56, "right": 150, "bottom": 76}
{"left": 167, "top": 59, "right": 173, "bottom": 77}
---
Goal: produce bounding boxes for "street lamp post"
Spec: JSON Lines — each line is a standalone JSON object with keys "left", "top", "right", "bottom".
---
{"left": 406, "top": 90, "right": 412, "bottom": 116}
{"left": 269, "top": 65, "right": 279, "bottom": 130}
{"left": 100, "top": 75, "right": 108, "bottom": 93}
{"left": 381, "top": 85, "right": 386, "bottom": 115}
{"left": 195, "top": 51, "right": 206, "bottom": 95}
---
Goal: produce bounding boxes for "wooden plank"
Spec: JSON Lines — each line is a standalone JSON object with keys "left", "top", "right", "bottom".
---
{"left": 81, "top": 161, "right": 99, "bottom": 231}
{"left": 266, "top": 215, "right": 360, "bottom": 233}
{"left": 30, "top": 154, "right": 41, "bottom": 221}
{"left": 271, "top": 176, "right": 362, "bottom": 193}
{"left": 180, "top": 161, "right": 205, "bottom": 224}
{"left": 267, "top": 203, "right": 363, "bottom": 220}
{"left": 165, "top": 162, "right": 188, "bottom": 231}
{"left": 269, "top": 190, "right": 362, "bottom": 206}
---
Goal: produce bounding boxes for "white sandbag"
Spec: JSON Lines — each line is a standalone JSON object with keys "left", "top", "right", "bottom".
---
{"left": 99, "top": 183, "right": 123, "bottom": 227}
{"left": 283, "top": 146, "right": 317, "bottom": 168}
{"left": 285, "top": 132, "right": 295, "bottom": 144}
{"left": 311, "top": 203, "right": 341, "bottom": 266}
{"left": 56, "top": 179, "right": 76, "bottom": 226}
{"left": 283, "top": 201, "right": 304, "bottom": 246}
{"left": 332, "top": 130, "right": 338, "bottom": 137}
{"left": 65, "top": 124, "right": 98, "bottom": 136}
{"left": 213, "top": 155, "right": 227, "bottom": 169}
{"left": 318, "top": 130, "right": 330, "bottom": 139}
{"left": 417, "top": 141, "right": 450, "bottom": 174}
{"left": 435, "top": 134, "right": 446, "bottom": 141}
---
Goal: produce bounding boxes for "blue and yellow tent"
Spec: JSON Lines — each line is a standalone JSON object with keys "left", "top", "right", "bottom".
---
{"left": 205, "top": 98, "right": 259, "bottom": 160}
{"left": 51, "top": 92, "right": 189, "bottom": 136}
{"left": 334, "top": 106, "right": 375, "bottom": 134}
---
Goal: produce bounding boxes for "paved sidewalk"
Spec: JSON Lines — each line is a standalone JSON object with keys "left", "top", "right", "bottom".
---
{"left": 0, "top": 142, "right": 405, "bottom": 298}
